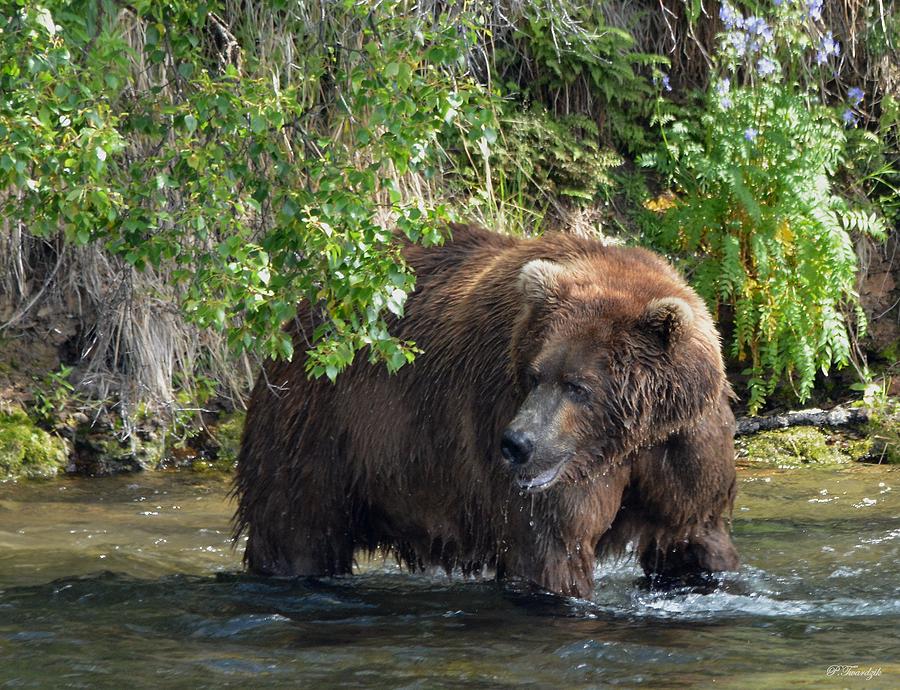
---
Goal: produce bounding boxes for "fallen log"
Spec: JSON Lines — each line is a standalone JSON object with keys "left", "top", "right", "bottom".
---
{"left": 734, "top": 406, "right": 869, "bottom": 437}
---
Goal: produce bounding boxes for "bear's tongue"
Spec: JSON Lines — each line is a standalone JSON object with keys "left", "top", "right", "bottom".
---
{"left": 517, "top": 462, "right": 564, "bottom": 492}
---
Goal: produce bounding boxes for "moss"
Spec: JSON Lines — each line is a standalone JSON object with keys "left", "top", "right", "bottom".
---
{"left": 736, "top": 426, "right": 863, "bottom": 468}
{"left": 0, "top": 408, "right": 68, "bottom": 479}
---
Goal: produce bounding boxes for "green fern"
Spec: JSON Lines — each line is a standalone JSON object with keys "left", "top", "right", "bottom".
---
{"left": 641, "top": 3, "right": 888, "bottom": 412}
{"left": 646, "top": 84, "right": 879, "bottom": 412}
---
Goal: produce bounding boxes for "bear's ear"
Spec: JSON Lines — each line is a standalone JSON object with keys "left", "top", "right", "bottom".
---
{"left": 642, "top": 297, "right": 694, "bottom": 347}
{"left": 518, "top": 259, "right": 568, "bottom": 304}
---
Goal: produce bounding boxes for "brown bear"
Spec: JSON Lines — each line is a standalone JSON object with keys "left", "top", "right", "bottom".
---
{"left": 233, "top": 223, "right": 739, "bottom": 598}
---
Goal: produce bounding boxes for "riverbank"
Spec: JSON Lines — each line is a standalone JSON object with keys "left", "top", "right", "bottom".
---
{"left": 1, "top": 394, "right": 897, "bottom": 482}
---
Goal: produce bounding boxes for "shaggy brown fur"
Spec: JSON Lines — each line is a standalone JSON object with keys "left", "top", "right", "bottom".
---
{"left": 233, "top": 223, "right": 739, "bottom": 598}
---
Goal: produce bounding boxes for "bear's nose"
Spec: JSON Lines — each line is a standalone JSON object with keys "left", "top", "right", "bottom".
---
{"left": 501, "top": 429, "right": 534, "bottom": 466}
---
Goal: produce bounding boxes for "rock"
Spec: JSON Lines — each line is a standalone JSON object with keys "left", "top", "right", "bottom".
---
{"left": 736, "top": 426, "right": 871, "bottom": 468}
{"left": 0, "top": 408, "right": 69, "bottom": 480}
{"left": 68, "top": 422, "right": 166, "bottom": 476}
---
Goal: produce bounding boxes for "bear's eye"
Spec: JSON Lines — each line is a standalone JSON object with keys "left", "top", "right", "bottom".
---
{"left": 526, "top": 371, "right": 540, "bottom": 390}
{"left": 563, "top": 381, "right": 592, "bottom": 403}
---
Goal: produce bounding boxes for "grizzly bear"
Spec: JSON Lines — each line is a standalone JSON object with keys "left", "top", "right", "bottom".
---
{"left": 233, "top": 223, "right": 739, "bottom": 598}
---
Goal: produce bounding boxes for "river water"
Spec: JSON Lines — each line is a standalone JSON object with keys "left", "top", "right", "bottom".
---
{"left": 0, "top": 464, "right": 897, "bottom": 688}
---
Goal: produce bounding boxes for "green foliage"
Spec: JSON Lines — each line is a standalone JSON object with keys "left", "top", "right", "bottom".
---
{"left": 641, "top": 2, "right": 886, "bottom": 412}
{"left": 845, "top": 93, "right": 900, "bottom": 227}
{"left": 454, "top": 104, "right": 622, "bottom": 229}
{"left": 1, "top": 1, "right": 496, "bottom": 381}
{"left": 496, "top": 1, "right": 666, "bottom": 154}
{"left": 496, "top": 107, "right": 622, "bottom": 203}
{"left": 30, "top": 365, "right": 79, "bottom": 426}
{"left": 0, "top": 3, "right": 126, "bottom": 245}
{"left": 851, "top": 381, "right": 900, "bottom": 464}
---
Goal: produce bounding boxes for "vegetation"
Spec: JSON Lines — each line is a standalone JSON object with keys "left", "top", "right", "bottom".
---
{"left": 1, "top": 1, "right": 497, "bottom": 385}
{"left": 0, "top": 407, "right": 68, "bottom": 478}
{"left": 641, "top": 1, "right": 888, "bottom": 412}
{"left": 736, "top": 426, "right": 869, "bottom": 468}
{"left": 0, "top": 0, "right": 897, "bottom": 468}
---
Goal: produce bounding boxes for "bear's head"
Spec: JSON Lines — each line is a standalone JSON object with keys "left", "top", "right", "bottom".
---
{"left": 502, "top": 255, "right": 725, "bottom": 492}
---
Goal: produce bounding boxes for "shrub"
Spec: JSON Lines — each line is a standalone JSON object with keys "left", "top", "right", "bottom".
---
{"left": 1, "top": 2, "right": 497, "bottom": 382}
{"left": 641, "top": 1, "right": 886, "bottom": 412}
{"left": 495, "top": 1, "right": 666, "bottom": 154}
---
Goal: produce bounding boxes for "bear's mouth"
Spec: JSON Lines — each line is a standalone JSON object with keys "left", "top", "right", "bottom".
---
{"left": 516, "top": 460, "right": 567, "bottom": 493}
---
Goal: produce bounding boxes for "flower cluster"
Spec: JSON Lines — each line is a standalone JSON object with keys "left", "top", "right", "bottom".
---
{"left": 654, "top": 73, "right": 672, "bottom": 93}
{"left": 756, "top": 56, "right": 777, "bottom": 78}
{"left": 706, "top": 2, "right": 866, "bottom": 130}
{"left": 719, "top": 3, "right": 775, "bottom": 68}
{"left": 816, "top": 31, "right": 840, "bottom": 65}
{"left": 807, "top": 0, "right": 824, "bottom": 22}
{"left": 771, "top": 0, "right": 824, "bottom": 21}
{"left": 716, "top": 78, "right": 732, "bottom": 110}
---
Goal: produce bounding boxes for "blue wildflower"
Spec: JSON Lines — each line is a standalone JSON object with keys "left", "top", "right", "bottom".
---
{"left": 719, "top": 3, "right": 743, "bottom": 30}
{"left": 716, "top": 79, "right": 732, "bottom": 110}
{"left": 757, "top": 57, "right": 777, "bottom": 77}
{"left": 807, "top": 0, "right": 823, "bottom": 21}
{"left": 729, "top": 31, "right": 747, "bottom": 56}
{"left": 816, "top": 32, "right": 840, "bottom": 64}
{"left": 661, "top": 74, "right": 672, "bottom": 92}
{"left": 842, "top": 109, "right": 858, "bottom": 127}
{"left": 744, "top": 128, "right": 758, "bottom": 141}
{"left": 847, "top": 87, "right": 864, "bottom": 106}
{"left": 744, "top": 16, "right": 773, "bottom": 43}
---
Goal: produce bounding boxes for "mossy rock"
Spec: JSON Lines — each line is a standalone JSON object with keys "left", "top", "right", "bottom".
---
{"left": 0, "top": 409, "right": 69, "bottom": 479}
{"left": 193, "top": 411, "right": 245, "bottom": 473}
{"left": 736, "top": 426, "right": 870, "bottom": 468}
{"left": 862, "top": 407, "right": 900, "bottom": 464}
{"left": 70, "top": 427, "right": 167, "bottom": 476}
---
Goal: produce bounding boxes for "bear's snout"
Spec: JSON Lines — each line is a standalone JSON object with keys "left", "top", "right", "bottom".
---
{"left": 500, "top": 429, "right": 534, "bottom": 466}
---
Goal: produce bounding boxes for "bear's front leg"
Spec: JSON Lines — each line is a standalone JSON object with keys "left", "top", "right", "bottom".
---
{"left": 628, "top": 393, "right": 740, "bottom": 585}
{"left": 504, "top": 540, "right": 596, "bottom": 599}
{"left": 638, "top": 521, "right": 739, "bottom": 585}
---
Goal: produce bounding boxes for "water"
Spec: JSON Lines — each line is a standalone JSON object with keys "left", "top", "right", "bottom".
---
{"left": 0, "top": 465, "right": 898, "bottom": 688}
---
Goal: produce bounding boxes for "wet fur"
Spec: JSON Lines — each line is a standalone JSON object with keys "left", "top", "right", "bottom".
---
{"left": 233, "top": 224, "right": 739, "bottom": 598}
